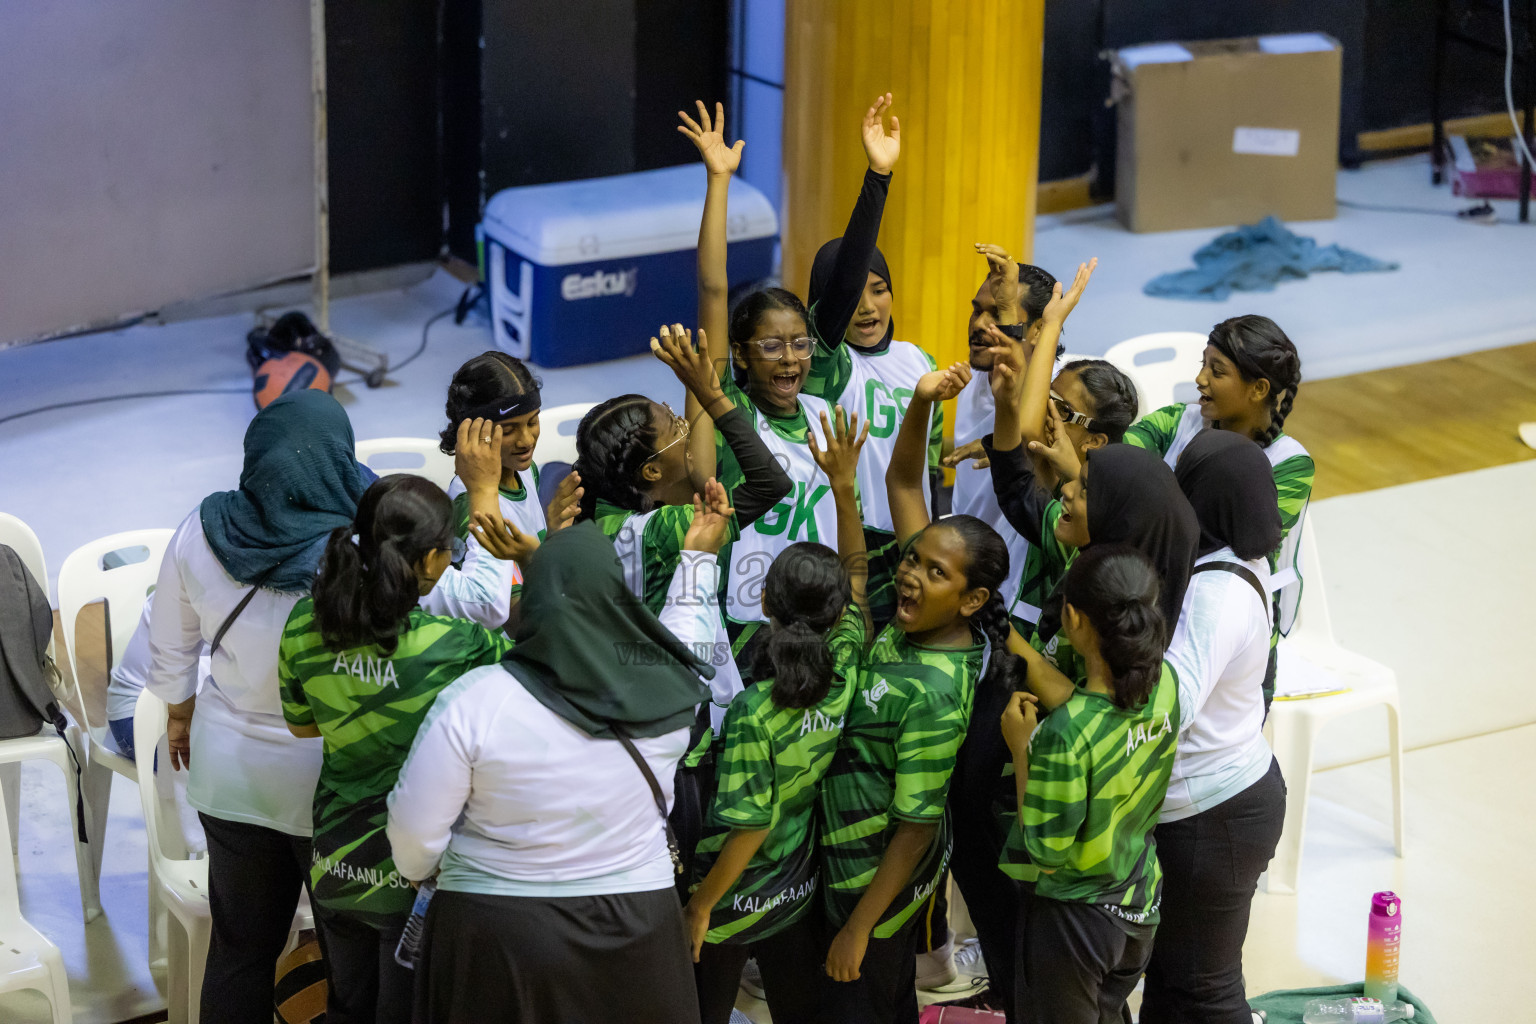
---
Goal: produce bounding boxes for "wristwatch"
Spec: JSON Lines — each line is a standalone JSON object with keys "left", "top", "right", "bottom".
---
{"left": 995, "top": 323, "right": 1028, "bottom": 341}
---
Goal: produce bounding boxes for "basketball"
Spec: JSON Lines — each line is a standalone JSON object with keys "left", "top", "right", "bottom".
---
{"left": 274, "top": 932, "right": 327, "bottom": 1024}
{"left": 254, "top": 352, "right": 333, "bottom": 410}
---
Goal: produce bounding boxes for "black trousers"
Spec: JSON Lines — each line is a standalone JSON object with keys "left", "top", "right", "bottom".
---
{"left": 1018, "top": 895, "right": 1155, "bottom": 1024}
{"left": 416, "top": 886, "right": 698, "bottom": 1024}
{"left": 1140, "top": 759, "right": 1287, "bottom": 1024}
{"left": 695, "top": 911, "right": 824, "bottom": 1024}
{"left": 199, "top": 813, "right": 315, "bottom": 1024}
{"left": 311, "top": 903, "right": 412, "bottom": 1024}
{"left": 914, "top": 871, "right": 950, "bottom": 953}
{"left": 820, "top": 915, "right": 921, "bottom": 1024}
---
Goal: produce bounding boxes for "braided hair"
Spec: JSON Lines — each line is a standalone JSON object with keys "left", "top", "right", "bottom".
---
{"left": 758, "top": 542, "right": 853, "bottom": 709}
{"left": 439, "top": 351, "right": 541, "bottom": 454}
{"left": 1017, "top": 263, "right": 1065, "bottom": 361}
{"left": 571, "top": 395, "right": 661, "bottom": 521}
{"left": 928, "top": 515, "right": 1028, "bottom": 698}
{"left": 1208, "top": 315, "right": 1302, "bottom": 448}
{"left": 1061, "top": 544, "right": 1166, "bottom": 710}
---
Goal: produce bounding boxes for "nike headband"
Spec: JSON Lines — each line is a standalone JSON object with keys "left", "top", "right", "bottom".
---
{"left": 461, "top": 389, "right": 542, "bottom": 423}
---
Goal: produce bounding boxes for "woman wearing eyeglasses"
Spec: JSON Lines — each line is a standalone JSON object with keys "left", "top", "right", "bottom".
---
{"left": 679, "top": 99, "right": 892, "bottom": 655}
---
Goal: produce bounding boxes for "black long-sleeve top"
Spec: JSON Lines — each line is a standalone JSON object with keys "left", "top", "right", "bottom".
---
{"left": 714, "top": 404, "right": 792, "bottom": 526}
{"left": 982, "top": 433, "right": 1052, "bottom": 545}
{"left": 808, "top": 169, "right": 892, "bottom": 350}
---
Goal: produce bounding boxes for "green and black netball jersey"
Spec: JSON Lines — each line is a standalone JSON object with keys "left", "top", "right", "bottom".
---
{"left": 999, "top": 661, "right": 1180, "bottom": 926}
{"left": 693, "top": 608, "right": 866, "bottom": 943}
{"left": 819, "top": 623, "right": 983, "bottom": 938}
{"left": 279, "top": 600, "right": 511, "bottom": 924}
{"left": 448, "top": 469, "right": 547, "bottom": 605}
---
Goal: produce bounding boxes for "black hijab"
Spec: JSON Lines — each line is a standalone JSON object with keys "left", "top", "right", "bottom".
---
{"left": 808, "top": 239, "right": 895, "bottom": 349}
{"left": 1038, "top": 444, "right": 1199, "bottom": 643}
{"left": 1174, "top": 430, "right": 1282, "bottom": 561}
{"left": 502, "top": 522, "right": 712, "bottom": 739}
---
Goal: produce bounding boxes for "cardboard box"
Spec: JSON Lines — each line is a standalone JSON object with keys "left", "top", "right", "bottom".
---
{"left": 1113, "top": 33, "right": 1342, "bottom": 233}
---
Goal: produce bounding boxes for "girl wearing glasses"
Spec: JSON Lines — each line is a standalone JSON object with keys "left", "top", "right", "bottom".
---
{"left": 278, "top": 435, "right": 534, "bottom": 1024}
{"left": 680, "top": 100, "right": 896, "bottom": 653}
{"left": 1121, "top": 315, "right": 1312, "bottom": 709}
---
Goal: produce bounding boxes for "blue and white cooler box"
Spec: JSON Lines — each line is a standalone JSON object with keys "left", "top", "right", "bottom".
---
{"left": 482, "top": 166, "right": 779, "bottom": 367}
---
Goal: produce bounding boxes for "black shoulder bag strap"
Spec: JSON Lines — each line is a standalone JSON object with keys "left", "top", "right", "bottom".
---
{"left": 611, "top": 726, "right": 684, "bottom": 876}
{"left": 1191, "top": 561, "right": 1270, "bottom": 625}
{"left": 209, "top": 567, "right": 276, "bottom": 656}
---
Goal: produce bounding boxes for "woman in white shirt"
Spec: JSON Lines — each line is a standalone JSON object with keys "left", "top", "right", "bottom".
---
{"left": 1142, "top": 430, "right": 1287, "bottom": 1024}
{"left": 145, "top": 390, "right": 373, "bottom": 1024}
{"left": 388, "top": 495, "right": 733, "bottom": 1024}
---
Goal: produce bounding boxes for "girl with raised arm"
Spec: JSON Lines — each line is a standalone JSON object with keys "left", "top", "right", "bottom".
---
{"left": 685, "top": 408, "right": 871, "bottom": 1024}
{"left": 818, "top": 364, "right": 1026, "bottom": 1024}
{"left": 679, "top": 98, "right": 898, "bottom": 658}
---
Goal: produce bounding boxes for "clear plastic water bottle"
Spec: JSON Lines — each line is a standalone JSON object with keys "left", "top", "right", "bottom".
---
{"left": 394, "top": 879, "right": 437, "bottom": 969}
{"left": 1302, "top": 996, "right": 1414, "bottom": 1024}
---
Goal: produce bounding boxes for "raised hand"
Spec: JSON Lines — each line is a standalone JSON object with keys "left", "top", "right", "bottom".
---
{"left": 1000, "top": 690, "right": 1041, "bottom": 756}
{"left": 470, "top": 511, "right": 539, "bottom": 565}
{"left": 683, "top": 478, "right": 735, "bottom": 555}
{"left": 808, "top": 406, "right": 870, "bottom": 491}
{"left": 652, "top": 323, "right": 726, "bottom": 411}
{"left": 975, "top": 243, "right": 1021, "bottom": 321}
{"left": 545, "top": 470, "right": 583, "bottom": 532}
{"left": 1041, "top": 257, "right": 1098, "bottom": 328}
{"left": 861, "top": 93, "right": 901, "bottom": 175}
{"left": 941, "top": 438, "right": 991, "bottom": 471}
{"left": 455, "top": 418, "right": 504, "bottom": 492}
{"left": 983, "top": 325, "right": 1027, "bottom": 406}
{"left": 914, "top": 362, "right": 973, "bottom": 404}
{"left": 678, "top": 101, "right": 744, "bottom": 178}
{"left": 1028, "top": 400, "right": 1083, "bottom": 483}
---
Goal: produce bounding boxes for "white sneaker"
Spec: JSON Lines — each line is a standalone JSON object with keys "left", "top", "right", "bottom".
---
{"left": 953, "top": 938, "right": 987, "bottom": 980}
{"left": 915, "top": 939, "right": 958, "bottom": 990}
{"left": 739, "top": 957, "right": 766, "bottom": 1000}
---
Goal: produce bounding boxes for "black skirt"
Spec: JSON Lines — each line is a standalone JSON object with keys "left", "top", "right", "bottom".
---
{"left": 414, "top": 886, "right": 699, "bottom": 1024}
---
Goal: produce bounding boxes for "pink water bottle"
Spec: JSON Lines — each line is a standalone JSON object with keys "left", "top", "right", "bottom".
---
{"left": 1364, "top": 891, "right": 1401, "bottom": 1002}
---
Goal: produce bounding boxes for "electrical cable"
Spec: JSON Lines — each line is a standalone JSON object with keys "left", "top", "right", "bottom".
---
{"left": 1, "top": 297, "right": 467, "bottom": 428}
{"left": 1337, "top": 197, "right": 1492, "bottom": 218}
{"left": 389, "top": 303, "right": 457, "bottom": 375}
{"left": 1505, "top": 0, "right": 1536, "bottom": 171}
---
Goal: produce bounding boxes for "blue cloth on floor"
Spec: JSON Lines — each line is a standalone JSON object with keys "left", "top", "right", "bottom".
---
{"left": 1145, "top": 216, "right": 1398, "bottom": 301}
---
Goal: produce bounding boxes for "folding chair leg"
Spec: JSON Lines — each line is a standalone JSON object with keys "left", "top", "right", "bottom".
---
{"left": 81, "top": 758, "right": 114, "bottom": 885}
{"left": 50, "top": 747, "right": 103, "bottom": 923}
{"left": 44, "top": 945, "right": 73, "bottom": 1024}
{"left": 0, "top": 762, "right": 18, "bottom": 857}
{"left": 1386, "top": 699, "right": 1406, "bottom": 857}
{"left": 1266, "top": 711, "right": 1316, "bottom": 895}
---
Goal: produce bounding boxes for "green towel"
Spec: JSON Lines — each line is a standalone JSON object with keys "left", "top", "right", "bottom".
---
{"left": 1250, "top": 983, "right": 1436, "bottom": 1024}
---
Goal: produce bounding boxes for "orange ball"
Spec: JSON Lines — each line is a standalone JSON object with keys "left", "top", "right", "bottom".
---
{"left": 254, "top": 352, "right": 333, "bottom": 410}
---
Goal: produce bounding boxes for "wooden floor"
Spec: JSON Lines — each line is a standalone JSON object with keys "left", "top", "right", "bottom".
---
{"left": 1285, "top": 340, "right": 1536, "bottom": 500}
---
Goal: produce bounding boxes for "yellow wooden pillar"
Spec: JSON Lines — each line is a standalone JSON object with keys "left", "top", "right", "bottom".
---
{"left": 783, "top": 0, "right": 1045, "bottom": 376}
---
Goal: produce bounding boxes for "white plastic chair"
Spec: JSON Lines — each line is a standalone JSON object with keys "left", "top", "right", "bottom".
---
{"left": 133, "top": 690, "right": 311, "bottom": 1024}
{"left": 1263, "top": 518, "right": 1405, "bottom": 894}
{"left": 535, "top": 401, "right": 597, "bottom": 471}
{"left": 355, "top": 437, "right": 458, "bottom": 492}
{"left": 0, "top": 512, "right": 102, "bottom": 924}
{"left": 0, "top": 786, "right": 72, "bottom": 1022}
{"left": 1101, "top": 331, "right": 1209, "bottom": 418}
{"left": 58, "top": 531, "right": 174, "bottom": 893}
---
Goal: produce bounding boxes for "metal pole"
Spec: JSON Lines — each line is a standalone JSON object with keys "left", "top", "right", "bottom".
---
{"left": 311, "top": 0, "right": 330, "bottom": 332}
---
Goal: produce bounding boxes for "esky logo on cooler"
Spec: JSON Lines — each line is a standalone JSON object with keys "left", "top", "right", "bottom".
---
{"left": 561, "top": 267, "right": 638, "bottom": 301}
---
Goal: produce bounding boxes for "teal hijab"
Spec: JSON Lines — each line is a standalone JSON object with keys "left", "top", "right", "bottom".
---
{"left": 199, "top": 390, "right": 369, "bottom": 592}
{"left": 505, "top": 521, "right": 713, "bottom": 739}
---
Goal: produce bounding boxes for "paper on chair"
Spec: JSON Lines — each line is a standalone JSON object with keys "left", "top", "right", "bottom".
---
{"left": 1275, "top": 642, "right": 1349, "bottom": 698}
